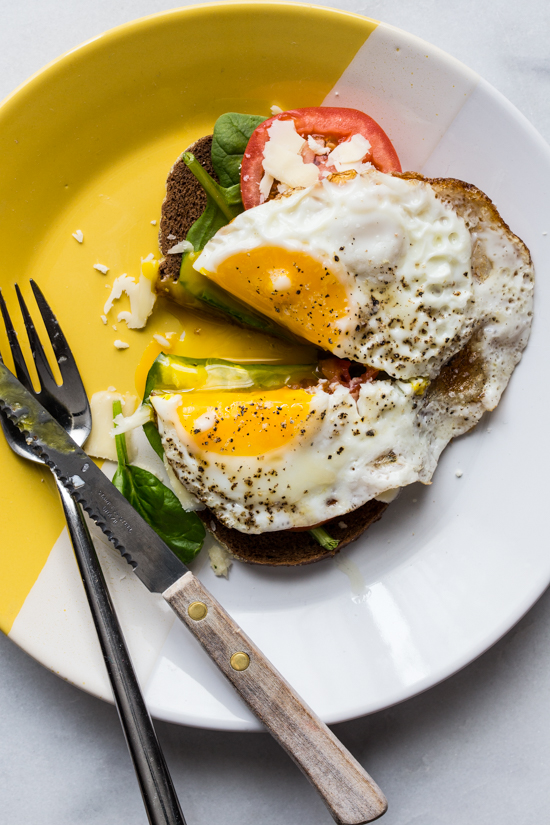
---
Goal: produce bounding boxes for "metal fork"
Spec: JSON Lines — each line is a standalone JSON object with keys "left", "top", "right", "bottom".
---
{"left": 0, "top": 281, "right": 185, "bottom": 825}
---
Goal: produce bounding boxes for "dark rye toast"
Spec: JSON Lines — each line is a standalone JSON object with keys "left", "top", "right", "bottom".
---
{"left": 199, "top": 500, "right": 389, "bottom": 566}
{"left": 156, "top": 134, "right": 391, "bottom": 564}
{"left": 158, "top": 136, "right": 216, "bottom": 285}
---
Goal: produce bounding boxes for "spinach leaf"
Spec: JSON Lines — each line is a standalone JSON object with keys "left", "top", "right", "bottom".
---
{"left": 179, "top": 113, "right": 266, "bottom": 257}
{"left": 181, "top": 152, "right": 243, "bottom": 254}
{"left": 112, "top": 402, "right": 205, "bottom": 563}
{"left": 211, "top": 112, "right": 267, "bottom": 187}
{"left": 143, "top": 419, "right": 164, "bottom": 460}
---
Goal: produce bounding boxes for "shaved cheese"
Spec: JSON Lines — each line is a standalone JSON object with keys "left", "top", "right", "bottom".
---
{"left": 259, "top": 171, "right": 274, "bottom": 200}
{"left": 270, "top": 104, "right": 283, "bottom": 115}
{"left": 72, "top": 229, "right": 84, "bottom": 243}
{"left": 85, "top": 391, "right": 138, "bottom": 461}
{"left": 114, "top": 339, "right": 129, "bottom": 349}
{"left": 208, "top": 542, "right": 233, "bottom": 578}
{"left": 153, "top": 333, "right": 171, "bottom": 348}
{"left": 150, "top": 219, "right": 157, "bottom": 225}
{"left": 100, "top": 314, "right": 107, "bottom": 325}
{"left": 93, "top": 263, "right": 109, "bottom": 274}
{"left": 167, "top": 239, "right": 194, "bottom": 255}
{"left": 327, "top": 134, "right": 372, "bottom": 173}
{"left": 111, "top": 403, "right": 152, "bottom": 436}
{"left": 261, "top": 119, "right": 318, "bottom": 195}
{"left": 104, "top": 271, "right": 156, "bottom": 329}
{"left": 307, "top": 135, "right": 327, "bottom": 154}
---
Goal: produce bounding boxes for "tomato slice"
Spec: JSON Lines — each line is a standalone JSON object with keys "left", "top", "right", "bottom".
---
{"left": 240, "top": 107, "right": 401, "bottom": 209}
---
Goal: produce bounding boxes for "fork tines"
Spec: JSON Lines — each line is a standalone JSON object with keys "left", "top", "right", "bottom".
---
{"left": 0, "top": 282, "right": 90, "bottom": 431}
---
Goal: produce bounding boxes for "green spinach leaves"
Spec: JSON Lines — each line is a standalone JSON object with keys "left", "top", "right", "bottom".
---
{"left": 181, "top": 152, "right": 243, "bottom": 255}
{"left": 111, "top": 402, "right": 205, "bottom": 564}
{"left": 211, "top": 112, "right": 267, "bottom": 187}
{"left": 181, "top": 112, "right": 267, "bottom": 257}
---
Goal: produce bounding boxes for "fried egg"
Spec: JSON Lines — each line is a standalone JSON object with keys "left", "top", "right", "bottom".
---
{"left": 152, "top": 172, "right": 533, "bottom": 534}
{"left": 195, "top": 171, "right": 476, "bottom": 380}
{"left": 151, "top": 380, "right": 429, "bottom": 533}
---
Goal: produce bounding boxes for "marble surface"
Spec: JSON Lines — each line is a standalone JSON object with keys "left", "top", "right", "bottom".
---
{"left": 1, "top": 1, "right": 549, "bottom": 823}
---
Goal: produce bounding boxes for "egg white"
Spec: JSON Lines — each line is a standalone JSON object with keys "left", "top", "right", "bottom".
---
{"left": 196, "top": 171, "right": 475, "bottom": 380}
{"left": 152, "top": 380, "right": 434, "bottom": 533}
{"left": 153, "top": 172, "right": 534, "bottom": 535}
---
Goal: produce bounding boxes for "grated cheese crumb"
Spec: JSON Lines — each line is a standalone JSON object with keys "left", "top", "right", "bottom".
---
{"left": 208, "top": 543, "right": 233, "bottom": 578}
{"left": 270, "top": 104, "right": 283, "bottom": 115}
{"left": 72, "top": 229, "right": 84, "bottom": 243}
{"left": 150, "top": 220, "right": 157, "bottom": 226}
{"left": 93, "top": 263, "right": 109, "bottom": 274}
{"left": 100, "top": 314, "right": 107, "bottom": 325}
{"left": 104, "top": 272, "right": 156, "bottom": 329}
{"left": 167, "top": 239, "right": 193, "bottom": 255}
{"left": 455, "top": 469, "right": 463, "bottom": 478}
{"left": 153, "top": 333, "right": 171, "bottom": 349}
{"left": 111, "top": 404, "right": 152, "bottom": 436}
{"left": 338, "top": 521, "right": 348, "bottom": 529}
{"left": 114, "top": 340, "right": 129, "bottom": 350}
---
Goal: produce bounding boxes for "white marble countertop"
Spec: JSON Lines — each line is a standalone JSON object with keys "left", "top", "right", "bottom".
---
{"left": 1, "top": 1, "right": 549, "bottom": 823}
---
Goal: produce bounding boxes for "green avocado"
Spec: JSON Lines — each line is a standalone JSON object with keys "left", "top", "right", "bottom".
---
{"left": 144, "top": 353, "right": 319, "bottom": 402}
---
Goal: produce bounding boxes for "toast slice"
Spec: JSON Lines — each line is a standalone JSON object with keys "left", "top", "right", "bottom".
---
{"left": 158, "top": 136, "right": 216, "bottom": 286}
{"left": 199, "top": 499, "right": 388, "bottom": 566}
{"left": 156, "top": 139, "right": 533, "bottom": 566}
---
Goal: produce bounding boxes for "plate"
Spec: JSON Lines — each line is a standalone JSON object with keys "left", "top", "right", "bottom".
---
{"left": 1, "top": 3, "right": 549, "bottom": 732}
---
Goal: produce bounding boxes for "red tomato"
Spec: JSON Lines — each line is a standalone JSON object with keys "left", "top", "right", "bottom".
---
{"left": 240, "top": 107, "right": 401, "bottom": 209}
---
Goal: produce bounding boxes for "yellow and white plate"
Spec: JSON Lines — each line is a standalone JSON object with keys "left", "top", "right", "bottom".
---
{"left": 1, "top": 3, "right": 549, "bottom": 730}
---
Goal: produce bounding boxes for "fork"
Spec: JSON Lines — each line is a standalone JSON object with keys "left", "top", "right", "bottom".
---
{"left": 0, "top": 281, "right": 186, "bottom": 825}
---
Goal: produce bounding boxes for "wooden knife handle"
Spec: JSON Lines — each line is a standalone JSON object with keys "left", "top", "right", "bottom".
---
{"left": 163, "top": 571, "right": 387, "bottom": 825}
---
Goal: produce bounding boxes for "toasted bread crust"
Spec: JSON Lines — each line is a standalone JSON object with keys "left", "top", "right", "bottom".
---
{"left": 198, "top": 499, "right": 388, "bottom": 565}
{"left": 158, "top": 135, "right": 216, "bottom": 285}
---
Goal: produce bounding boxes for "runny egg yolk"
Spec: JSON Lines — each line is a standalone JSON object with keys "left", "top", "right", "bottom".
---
{"left": 200, "top": 247, "right": 350, "bottom": 351}
{"left": 171, "top": 387, "right": 315, "bottom": 457}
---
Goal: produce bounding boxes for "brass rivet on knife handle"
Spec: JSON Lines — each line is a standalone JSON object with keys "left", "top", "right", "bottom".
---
{"left": 188, "top": 601, "right": 208, "bottom": 620}
{"left": 230, "top": 652, "right": 250, "bottom": 671}
{"left": 164, "top": 571, "right": 388, "bottom": 824}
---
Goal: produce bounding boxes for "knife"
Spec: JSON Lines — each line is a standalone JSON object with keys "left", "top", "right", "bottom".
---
{"left": 0, "top": 361, "right": 387, "bottom": 825}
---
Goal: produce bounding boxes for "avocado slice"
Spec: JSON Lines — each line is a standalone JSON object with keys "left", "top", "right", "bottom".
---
{"left": 144, "top": 353, "right": 319, "bottom": 402}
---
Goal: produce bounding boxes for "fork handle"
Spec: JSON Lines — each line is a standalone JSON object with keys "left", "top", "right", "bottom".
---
{"left": 164, "top": 572, "right": 388, "bottom": 825}
{"left": 56, "top": 481, "right": 185, "bottom": 825}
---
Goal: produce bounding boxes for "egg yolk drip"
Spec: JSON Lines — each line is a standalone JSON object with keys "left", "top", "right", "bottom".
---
{"left": 171, "top": 387, "right": 315, "bottom": 457}
{"left": 200, "top": 247, "right": 350, "bottom": 351}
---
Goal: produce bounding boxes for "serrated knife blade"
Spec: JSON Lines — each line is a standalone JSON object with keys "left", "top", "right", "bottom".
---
{"left": 0, "top": 360, "right": 187, "bottom": 592}
{"left": 0, "top": 359, "right": 388, "bottom": 824}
